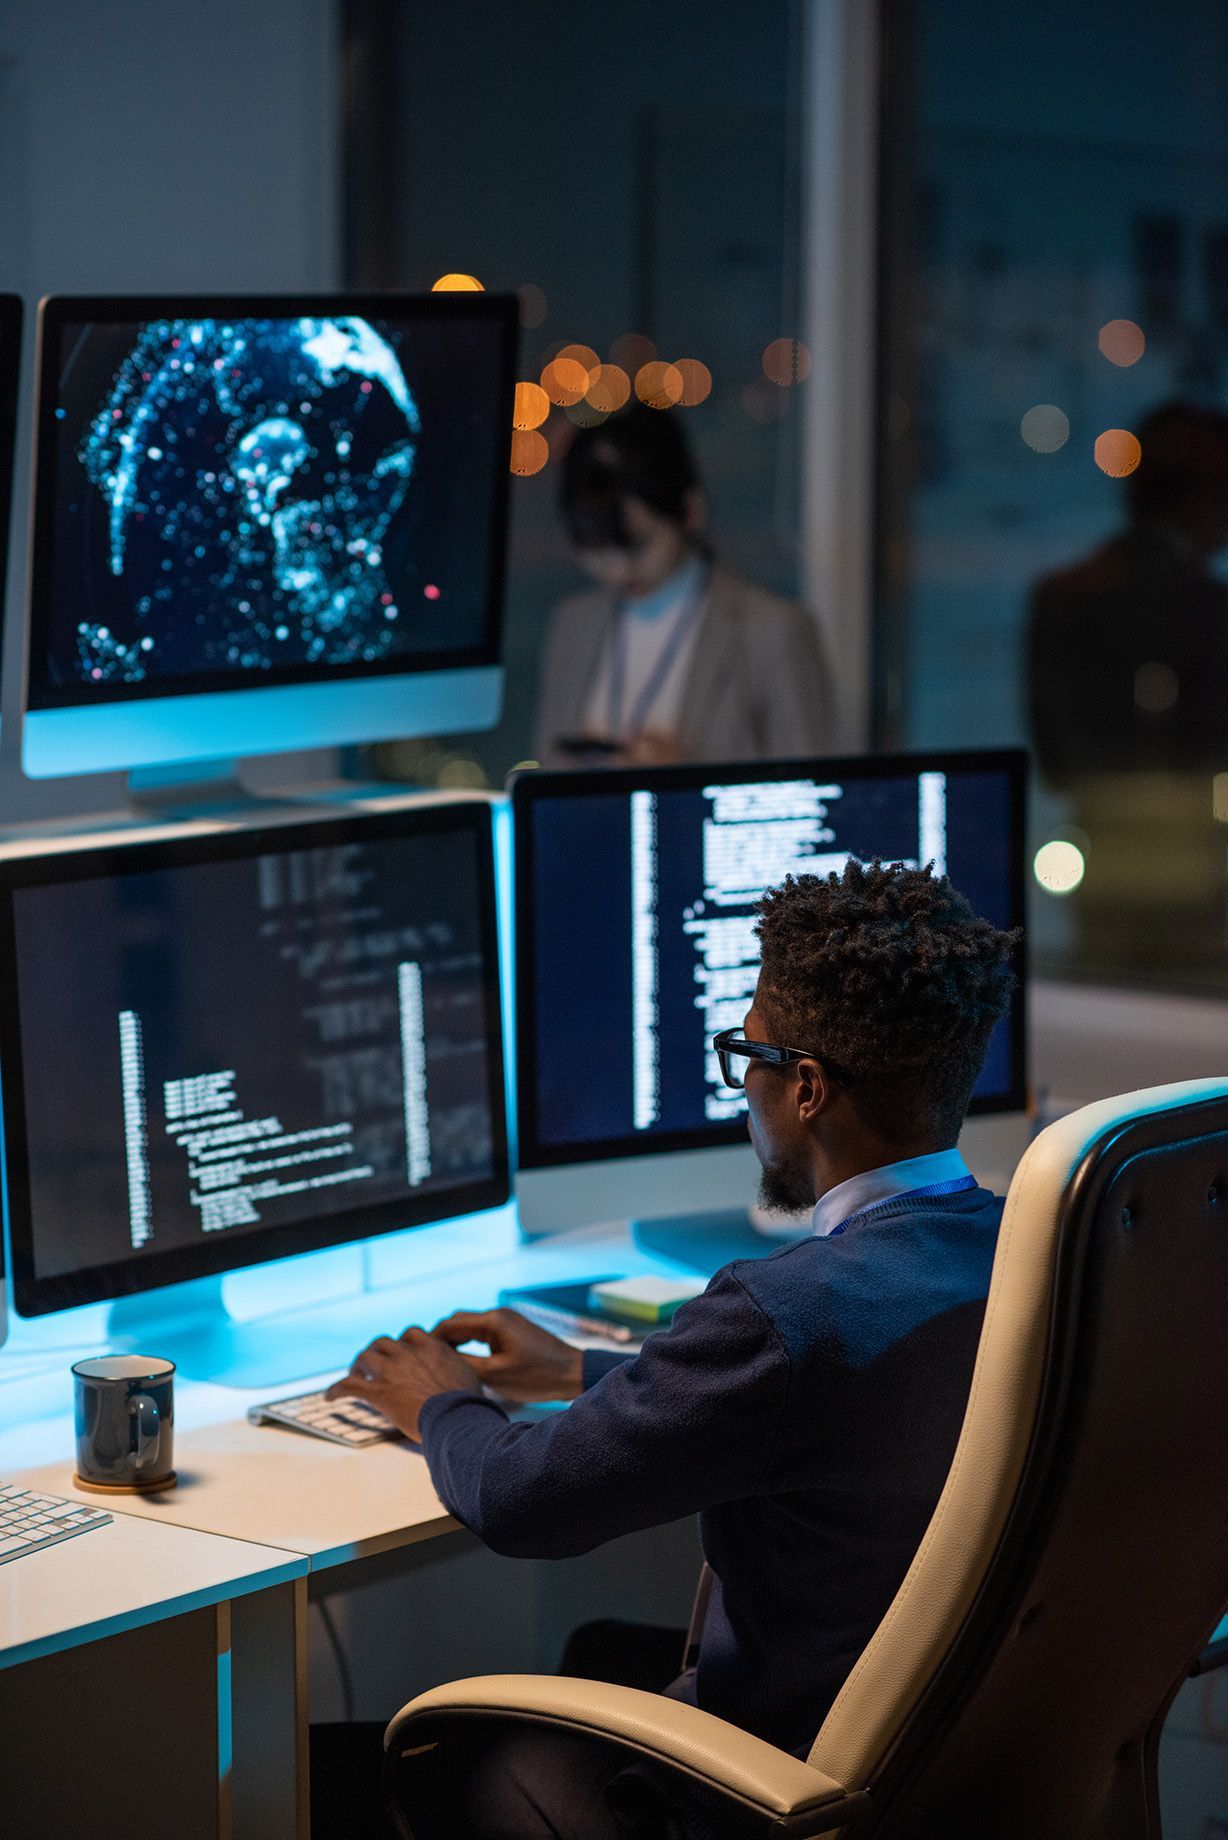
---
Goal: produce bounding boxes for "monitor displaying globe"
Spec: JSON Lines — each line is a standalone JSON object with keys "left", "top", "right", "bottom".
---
{"left": 24, "top": 293, "right": 518, "bottom": 776}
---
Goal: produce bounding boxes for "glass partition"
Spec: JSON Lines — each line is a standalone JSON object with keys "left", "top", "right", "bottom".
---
{"left": 877, "top": 0, "right": 1228, "bottom": 992}
{"left": 341, "top": 0, "right": 808, "bottom": 786}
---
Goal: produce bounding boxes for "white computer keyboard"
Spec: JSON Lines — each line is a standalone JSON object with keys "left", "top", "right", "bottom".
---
{"left": 247, "top": 1390, "right": 402, "bottom": 1447}
{"left": 0, "top": 1481, "right": 111, "bottom": 1564}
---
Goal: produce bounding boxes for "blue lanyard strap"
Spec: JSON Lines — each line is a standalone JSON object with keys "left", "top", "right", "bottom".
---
{"left": 828, "top": 1172, "right": 979, "bottom": 1238}
{"left": 606, "top": 572, "right": 709, "bottom": 739}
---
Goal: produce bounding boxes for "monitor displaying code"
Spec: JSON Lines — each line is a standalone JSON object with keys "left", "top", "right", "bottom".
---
{"left": 517, "top": 756, "right": 1024, "bottom": 1165}
{"left": 5, "top": 812, "right": 505, "bottom": 1293}
{"left": 28, "top": 297, "right": 515, "bottom": 708}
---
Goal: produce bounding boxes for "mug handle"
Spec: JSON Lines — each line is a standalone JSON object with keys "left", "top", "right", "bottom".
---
{"left": 128, "top": 1392, "right": 161, "bottom": 1471}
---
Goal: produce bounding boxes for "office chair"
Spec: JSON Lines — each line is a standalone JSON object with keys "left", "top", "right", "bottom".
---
{"left": 383, "top": 1078, "right": 1228, "bottom": 1838}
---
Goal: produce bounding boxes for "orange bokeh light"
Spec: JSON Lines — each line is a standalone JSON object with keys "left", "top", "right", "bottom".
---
{"left": 586, "top": 364, "right": 631, "bottom": 414}
{"left": 610, "top": 332, "right": 656, "bottom": 374}
{"left": 1094, "top": 428, "right": 1142, "bottom": 477}
{"left": 556, "top": 343, "right": 600, "bottom": 377}
{"left": 513, "top": 381, "right": 551, "bottom": 431}
{"left": 540, "top": 358, "right": 592, "bottom": 406}
{"left": 510, "top": 429, "right": 549, "bottom": 476}
{"left": 432, "top": 272, "right": 484, "bottom": 292}
{"left": 674, "top": 359, "right": 713, "bottom": 406}
{"left": 762, "top": 337, "right": 812, "bottom": 386}
{"left": 1098, "top": 319, "right": 1146, "bottom": 367}
{"left": 635, "top": 361, "right": 685, "bottom": 409}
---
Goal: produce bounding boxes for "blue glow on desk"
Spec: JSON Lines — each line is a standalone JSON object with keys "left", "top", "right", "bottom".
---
{"left": 0, "top": 1209, "right": 681, "bottom": 1476}
{"left": 0, "top": 1203, "right": 522, "bottom": 1405}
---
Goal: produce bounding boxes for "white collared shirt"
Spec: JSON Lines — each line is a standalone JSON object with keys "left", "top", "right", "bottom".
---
{"left": 582, "top": 554, "right": 707, "bottom": 742}
{"left": 810, "top": 1147, "right": 974, "bottom": 1239}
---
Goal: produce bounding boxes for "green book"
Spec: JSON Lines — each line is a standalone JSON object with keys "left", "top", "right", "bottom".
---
{"left": 586, "top": 1276, "right": 705, "bottom": 1326}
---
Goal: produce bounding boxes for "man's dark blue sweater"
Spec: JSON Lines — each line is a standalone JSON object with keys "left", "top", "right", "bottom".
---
{"left": 419, "top": 1184, "right": 1004, "bottom": 1758}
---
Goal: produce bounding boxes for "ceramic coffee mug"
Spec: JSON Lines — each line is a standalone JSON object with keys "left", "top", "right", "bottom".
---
{"left": 72, "top": 1354, "right": 176, "bottom": 1493}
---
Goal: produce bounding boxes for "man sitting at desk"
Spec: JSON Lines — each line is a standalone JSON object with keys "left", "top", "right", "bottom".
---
{"left": 328, "top": 861, "right": 1017, "bottom": 1839}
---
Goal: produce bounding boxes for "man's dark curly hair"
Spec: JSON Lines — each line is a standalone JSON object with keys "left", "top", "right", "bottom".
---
{"left": 755, "top": 860, "right": 1018, "bottom": 1147}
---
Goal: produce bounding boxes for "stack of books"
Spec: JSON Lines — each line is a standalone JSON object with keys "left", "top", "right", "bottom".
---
{"left": 497, "top": 1274, "right": 706, "bottom": 1345}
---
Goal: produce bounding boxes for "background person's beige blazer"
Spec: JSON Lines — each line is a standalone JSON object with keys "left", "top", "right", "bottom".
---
{"left": 534, "top": 564, "right": 838, "bottom": 765}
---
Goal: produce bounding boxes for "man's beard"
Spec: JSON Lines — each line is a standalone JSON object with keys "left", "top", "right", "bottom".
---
{"left": 757, "top": 1157, "right": 816, "bottom": 1216}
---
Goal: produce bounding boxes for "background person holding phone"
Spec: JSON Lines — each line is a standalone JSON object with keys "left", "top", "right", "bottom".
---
{"left": 534, "top": 403, "right": 838, "bottom": 767}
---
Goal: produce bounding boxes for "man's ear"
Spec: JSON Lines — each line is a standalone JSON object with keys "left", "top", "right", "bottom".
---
{"left": 794, "top": 1058, "right": 837, "bottom": 1125}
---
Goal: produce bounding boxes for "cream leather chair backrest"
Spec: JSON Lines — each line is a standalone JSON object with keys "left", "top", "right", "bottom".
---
{"left": 811, "top": 1077, "right": 1228, "bottom": 1811}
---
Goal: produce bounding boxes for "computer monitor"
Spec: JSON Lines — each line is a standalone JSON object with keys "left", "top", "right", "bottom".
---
{"left": 513, "top": 750, "right": 1027, "bottom": 1252}
{"left": 23, "top": 293, "right": 518, "bottom": 777}
{"left": 0, "top": 799, "right": 508, "bottom": 1381}
{"left": 0, "top": 297, "right": 22, "bottom": 1353}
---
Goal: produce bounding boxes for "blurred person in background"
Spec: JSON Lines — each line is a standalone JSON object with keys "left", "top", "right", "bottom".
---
{"left": 535, "top": 404, "right": 837, "bottom": 767}
{"left": 1028, "top": 401, "right": 1228, "bottom": 975}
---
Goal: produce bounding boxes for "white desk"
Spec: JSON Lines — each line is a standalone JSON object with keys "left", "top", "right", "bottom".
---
{"left": 0, "top": 1508, "right": 309, "bottom": 1840}
{"left": 0, "top": 1217, "right": 688, "bottom": 1837}
{"left": 5, "top": 1218, "right": 669, "bottom": 1565}
{"left": 19, "top": 1418, "right": 459, "bottom": 1566}
{"left": 0, "top": 1505, "right": 303, "bottom": 1671}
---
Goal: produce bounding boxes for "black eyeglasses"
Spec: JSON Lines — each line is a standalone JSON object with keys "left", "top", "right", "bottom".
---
{"left": 711, "top": 1028, "right": 858, "bottom": 1093}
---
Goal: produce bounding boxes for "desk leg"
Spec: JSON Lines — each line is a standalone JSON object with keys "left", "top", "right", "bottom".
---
{"left": 228, "top": 1577, "right": 309, "bottom": 1840}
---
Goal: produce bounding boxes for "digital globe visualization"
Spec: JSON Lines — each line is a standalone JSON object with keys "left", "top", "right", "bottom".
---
{"left": 73, "top": 316, "right": 422, "bottom": 685}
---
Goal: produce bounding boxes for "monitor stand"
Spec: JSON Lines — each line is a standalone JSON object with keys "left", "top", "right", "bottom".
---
{"left": 128, "top": 760, "right": 270, "bottom": 822}
{"left": 106, "top": 1274, "right": 371, "bottom": 1390}
{"left": 127, "top": 758, "right": 405, "bottom": 824}
{"left": 632, "top": 1208, "right": 806, "bottom": 1274}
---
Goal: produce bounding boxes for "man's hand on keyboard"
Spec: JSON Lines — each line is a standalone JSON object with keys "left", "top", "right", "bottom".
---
{"left": 431, "top": 1308, "right": 586, "bottom": 1404}
{"left": 325, "top": 1327, "right": 483, "bottom": 1441}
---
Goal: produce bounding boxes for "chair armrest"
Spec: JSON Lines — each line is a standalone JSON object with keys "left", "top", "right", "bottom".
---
{"left": 385, "top": 1674, "right": 866, "bottom": 1831}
